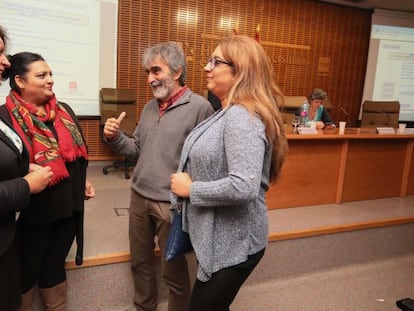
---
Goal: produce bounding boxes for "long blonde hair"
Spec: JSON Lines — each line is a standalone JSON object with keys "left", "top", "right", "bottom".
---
{"left": 218, "top": 35, "right": 288, "bottom": 182}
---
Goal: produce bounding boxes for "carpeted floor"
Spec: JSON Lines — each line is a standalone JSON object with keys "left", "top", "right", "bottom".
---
{"left": 68, "top": 162, "right": 414, "bottom": 261}
{"left": 53, "top": 162, "right": 414, "bottom": 311}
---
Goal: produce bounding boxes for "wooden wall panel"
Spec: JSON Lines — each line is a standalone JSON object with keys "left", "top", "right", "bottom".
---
{"left": 79, "top": 120, "right": 121, "bottom": 161}
{"left": 86, "top": 0, "right": 371, "bottom": 159}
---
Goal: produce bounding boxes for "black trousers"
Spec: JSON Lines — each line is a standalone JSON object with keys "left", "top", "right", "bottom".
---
{"left": 0, "top": 231, "right": 21, "bottom": 311}
{"left": 189, "top": 248, "right": 265, "bottom": 311}
{"left": 20, "top": 216, "right": 76, "bottom": 292}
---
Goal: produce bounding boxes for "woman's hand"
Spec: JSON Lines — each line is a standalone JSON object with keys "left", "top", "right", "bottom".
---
{"left": 28, "top": 163, "right": 44, "bottom": 172}
{"left": 24, "top": 166, "right": 53, "bottom": 194}
{"left": 315, "top": 121, "right": 325, "bottom": 129}
{"left": 84, "top": 180, "right": 95, "bottom": 200}
{"left": 170, "top": 172, "right": 192, "bottom": 198}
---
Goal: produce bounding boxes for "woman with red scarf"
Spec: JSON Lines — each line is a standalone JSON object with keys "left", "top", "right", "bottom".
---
{"left": 0, "top": 27, "right": 54, "bottom": 311}
{"left": 1, "top": 51, "right": 95, "bottom": 310}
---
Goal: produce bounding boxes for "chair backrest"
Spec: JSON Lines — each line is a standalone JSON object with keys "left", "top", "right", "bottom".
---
{"left": 360, "top": 100, "right": 400, "bottom": 128}
{"left": 323, "top": 96, "right": 333, "bottom": 110}
{"left": 282, "top": 96, "right": 307, "bottom": 110}
{"left": 281, "top": 112, "right": 295, "bottom": 125}
{"left": 100, "top": 88, "right": 137, "bottom": 134}
{"left": 281, "top": 95, "right": 333, "bottom": 113}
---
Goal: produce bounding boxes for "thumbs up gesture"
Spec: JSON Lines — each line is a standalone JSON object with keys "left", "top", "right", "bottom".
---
{"left": 103, "top": 111, "right": 126, "bottom": 140}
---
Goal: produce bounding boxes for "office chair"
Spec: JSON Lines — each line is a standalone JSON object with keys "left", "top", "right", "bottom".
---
{"left": 101, "top": 129, "right": 135, "bottom": 179}
{"left": 360, "top": 100, "right": 400, "bottom": 128}
{"left": 100, "top": 88, "right": 137, "bottom": 179}
{"left": 282, "top": 96, "right": 308, "bottom": 115}
{"left": 281, "top": 95, "right": 334, "bottom": 113}
{"left": 396, "top": 298, "right": 414, "bottom": 311}
{"left": 281, "top": 112, "right": 295, "bottom": 125}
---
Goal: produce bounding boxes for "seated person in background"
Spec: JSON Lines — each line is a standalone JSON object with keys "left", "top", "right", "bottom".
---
{"left": 296, "top": 88, "right": 335, "bottom": 129}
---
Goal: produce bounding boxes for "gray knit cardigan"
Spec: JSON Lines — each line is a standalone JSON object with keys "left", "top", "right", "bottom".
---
{"left": 173, "top": 104, "right": 272, "bottom": 282}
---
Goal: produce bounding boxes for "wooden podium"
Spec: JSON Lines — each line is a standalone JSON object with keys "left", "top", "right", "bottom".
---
{"left": 100, "top": 88, "right": 137, "bottom": 135}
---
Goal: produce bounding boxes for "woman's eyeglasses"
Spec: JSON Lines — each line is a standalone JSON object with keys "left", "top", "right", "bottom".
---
{"left": 207, "top": 57, "right": 234, "bottom": 70}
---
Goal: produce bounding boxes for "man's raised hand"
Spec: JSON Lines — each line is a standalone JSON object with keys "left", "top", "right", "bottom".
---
{"left": 103, "top": 111, "right": 126, "bottom": 140}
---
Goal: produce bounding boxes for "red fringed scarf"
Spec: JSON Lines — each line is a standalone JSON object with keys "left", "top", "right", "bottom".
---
{"left": 6, "top": 90, "right": 88, "bottom": 186}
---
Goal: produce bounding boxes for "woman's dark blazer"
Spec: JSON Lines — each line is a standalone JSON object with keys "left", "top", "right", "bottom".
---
{"left": 0, "top": 105, "right": 30, "bottom": 257}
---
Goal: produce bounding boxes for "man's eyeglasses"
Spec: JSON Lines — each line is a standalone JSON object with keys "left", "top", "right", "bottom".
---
{"left": 207, "top": 57, "right": 234, "bottom": 70}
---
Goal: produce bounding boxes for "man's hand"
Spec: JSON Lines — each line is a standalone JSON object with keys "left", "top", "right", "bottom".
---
{"left": 103, "top": 111, "right": 126, "bottom": 140}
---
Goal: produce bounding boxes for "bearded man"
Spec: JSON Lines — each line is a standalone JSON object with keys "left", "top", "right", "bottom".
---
{"left": 103, "top": 42, "right": 214, "bottom": 311}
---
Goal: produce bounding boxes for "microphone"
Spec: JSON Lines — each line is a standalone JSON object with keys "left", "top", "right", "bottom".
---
{"left": 340, "top": 106, "right": 352, "bottom": 127}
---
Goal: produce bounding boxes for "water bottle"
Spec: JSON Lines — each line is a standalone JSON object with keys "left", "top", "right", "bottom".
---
{"left": 300, "top": 100, "right": 310, "bottom": 127}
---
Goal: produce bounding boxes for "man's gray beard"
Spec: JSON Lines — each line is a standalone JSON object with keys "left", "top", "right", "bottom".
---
{"left": 151, "top": 77, "right": 175, "bottom": 100}
{"left": 152, "top": 85, "right": 169, "bottom": 99}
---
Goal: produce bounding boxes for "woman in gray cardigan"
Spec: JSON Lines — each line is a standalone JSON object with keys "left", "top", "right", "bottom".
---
{"left": 170, "top": 35, "right": 288, "bottom": 311}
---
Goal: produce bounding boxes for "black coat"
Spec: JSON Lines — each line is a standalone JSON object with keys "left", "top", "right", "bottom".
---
{"left": 0, "top": 105, "right": 30, "bottom": 257}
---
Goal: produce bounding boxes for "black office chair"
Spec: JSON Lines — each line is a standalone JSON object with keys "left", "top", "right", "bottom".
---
{"left": 397, "top": 298, "right": 414, "bottom": 311}
{"left": 100, "top": 88, "right": 137, "bottom": 179}
{"left": 101, "top": 128, "right": 135, "bottom": 179}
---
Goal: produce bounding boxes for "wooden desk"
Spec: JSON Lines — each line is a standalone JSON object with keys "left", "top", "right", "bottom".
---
{"left": 266, "top": 128, "right": 414, "bottom": 209}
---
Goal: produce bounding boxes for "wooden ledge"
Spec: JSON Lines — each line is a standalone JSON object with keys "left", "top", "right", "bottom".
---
{"left": 268, "top": 216, "right": 414, "bottom": 242}
{"left": 65, "top": 216, "right": 414, "bottom": 270}
{"left": 65, "top": 251, "right": 132, "bottom": 270}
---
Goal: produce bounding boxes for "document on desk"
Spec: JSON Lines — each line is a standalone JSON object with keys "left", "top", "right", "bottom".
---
{"left": 376, "top": 127, "right": 395, "bottom": 134}
{"left": 298, "top": 127, "right": 318, "bottom": 134}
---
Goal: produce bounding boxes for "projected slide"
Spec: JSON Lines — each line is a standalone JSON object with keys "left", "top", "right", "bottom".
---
{"left": 372, "top": 26, "right": 414, "bottom": 121}
{"left": 0, "top": 0, "right": 117, "bottom": 116}
{"left": 362, "top": 22, "right": 414, "bottom": 122}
